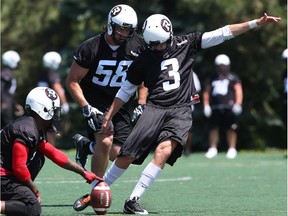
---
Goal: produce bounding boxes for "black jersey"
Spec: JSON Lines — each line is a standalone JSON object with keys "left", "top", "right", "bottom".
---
{"left": 127, "top": 32, "right": 203, "bottom": 108}
{"left": 74, "top": 33, "right": 146, "bottom": 111}
{"left": 0, "top": 116, "right": 44, "bottom": 172}
{"left": 207, "top": 72, "right": 241, "bottom": 109}
{"left": 37, "top": 68, "right": 61, "bottom": 88}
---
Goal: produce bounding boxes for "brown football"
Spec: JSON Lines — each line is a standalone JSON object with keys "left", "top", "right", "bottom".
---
{"left": 90, "top": 181, "right": 112, "bottom": 215}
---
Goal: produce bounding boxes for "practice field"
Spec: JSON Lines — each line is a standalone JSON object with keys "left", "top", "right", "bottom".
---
{"left": 36, "top": 150, "right": 287, "bottom": 216}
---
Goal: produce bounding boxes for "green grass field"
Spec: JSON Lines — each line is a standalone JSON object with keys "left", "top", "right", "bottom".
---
{"left": 36, "top": 150, "right": 287, "bottom": 216}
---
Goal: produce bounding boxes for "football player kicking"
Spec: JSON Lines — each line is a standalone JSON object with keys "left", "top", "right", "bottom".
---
{"left": 101, "top": 13, "right": 281, "bottom": 214}
{"left": 0, "top": 87, "right": 100, "bottom": 216}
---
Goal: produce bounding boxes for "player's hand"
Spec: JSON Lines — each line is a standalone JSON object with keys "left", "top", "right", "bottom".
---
{"left": 35, "top": 190, "right": 42, "bottom": 203}
{"left": 82, "top": 170, "right": 104, "bottom": 184}
{"left": 82, "top": 105, "right": 103, "bottom": 131}
{"left": 204, "top": 105, "right": 212, "bottom": 118}
{"left": 131, "top": 104, "right": 145, "bottom": 123}
{"left": 257, "top": 13, "right": 281, "bottom": 25}
{"left": 101, "top": 117, "right": 113, "bottom": 134}
{"left": 232, "top": 103, "right": 242, "bottom": 115}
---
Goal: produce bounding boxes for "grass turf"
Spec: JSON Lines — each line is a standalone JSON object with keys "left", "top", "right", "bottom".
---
{"left": 36, "top": 150, "right": 287, "bottom": 216}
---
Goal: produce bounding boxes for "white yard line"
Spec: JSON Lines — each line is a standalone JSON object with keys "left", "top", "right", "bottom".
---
{"left": 35, "top": 176, "right": 192, "bottom": 184}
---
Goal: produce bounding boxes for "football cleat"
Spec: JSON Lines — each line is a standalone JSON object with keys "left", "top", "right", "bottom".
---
{"left": 205, "top": 147, "right": 218, "bottom": 159}
{"left": 226, "top": 148, "right": 237, "bottom": 159}
{"left": 123, "top": 197, "right": 148, "bottom": 215}
{"left": 73, "top": 134, "right": 90, "bottom": 169}
{"left": 73, "top": 193, "right": 91, "bottom": 212}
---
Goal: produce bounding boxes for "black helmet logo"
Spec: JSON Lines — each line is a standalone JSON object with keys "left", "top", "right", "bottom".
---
{"left": 45, "top": 88, "right": 58, "bottom": 101}
{"left": 111, "top": 5, "right": 122, "bottom": 17}
{"left": 161, "top": 19, "right": 171, "bottom": 33}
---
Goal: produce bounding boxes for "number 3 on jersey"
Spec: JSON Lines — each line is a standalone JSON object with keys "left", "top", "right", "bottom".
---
{"left": 92, "top": 60, "right": 132, "bottom": 87}
{"left": 162, "top": 58, "right": 180, "bottom": 91}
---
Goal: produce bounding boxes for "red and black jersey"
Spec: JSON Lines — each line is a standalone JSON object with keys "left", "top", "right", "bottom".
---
{"left": 74, "top": 33, "right": 146, "bottom": 111}
{"left": 127, "top": 32, "right": 203, "bottom": 108}
{"left": 0, "top": 116, "right": 44, "bottom": 173}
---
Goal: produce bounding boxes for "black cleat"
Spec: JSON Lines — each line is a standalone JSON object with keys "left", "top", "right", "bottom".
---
{"left": 73, "top": 193, "right": 91, "bottom": 211}
{"left": 123, "top": 197, "right": 148, "bottom": 215}
{"left": 73, "top": 134, "right": 90, "bottom": 169}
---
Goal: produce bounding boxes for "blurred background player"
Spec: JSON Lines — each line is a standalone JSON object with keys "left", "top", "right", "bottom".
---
{"left": 37, "top": 51, "right": 70, "bottom": 145}
{"left": 183, "top": 70, "right": 201, "bottom": 156}
{"left": 203, "top": 54, "right": 243, "bottom": 159}
{"left": 281, "top": 48, "right": 287, "bottom": 126}
{"left": 1, "top": 50, "right": 24, "bottom": 129}
{"left": 0, "top": 87, "right": 98, "bottom": 216}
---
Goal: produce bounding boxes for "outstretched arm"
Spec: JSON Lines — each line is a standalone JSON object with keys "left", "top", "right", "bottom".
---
{"left": 38, "top": 141, "right": 101, "bottom": 183}
{"left": 201, "top": 13, "right": 281, "bottom": 49}
{"left": 229, "top": 13, "right": 281, "bottom": 37}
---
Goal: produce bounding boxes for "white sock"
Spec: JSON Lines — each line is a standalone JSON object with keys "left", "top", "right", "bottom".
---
{"left": 89, "top": 141, "right": 95, "bottom": 154}
{"left": 129, "top": 162, "right": 162, "bottom": 200}
{"left": 104, "top": 161, "right": 126, "bottom": 186}
{"left": 91, "top": 179, "right": 100, "bottom": 189}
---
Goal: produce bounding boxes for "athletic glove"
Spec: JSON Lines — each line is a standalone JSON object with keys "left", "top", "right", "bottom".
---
{"left": 232, "top": 103, "right": 242, "bottom": 115}
{"left": 82, "top": 170, "right": 103, "bottom": 184}
{"left": 131, "top": 104, "right": 145, "bottom": 123}
{"left": 82, "top": 105, "right": 103, "bottom": 131}
{"left": 203, "top": 105, "right": 212, "bottom": 118}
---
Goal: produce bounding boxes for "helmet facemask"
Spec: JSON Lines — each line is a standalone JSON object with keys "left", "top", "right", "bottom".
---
{"left": 49, "top": 106, "right": 62, "bottom": 133}
{"left": 110, "top": 23, "right": 137, "bottom": 45}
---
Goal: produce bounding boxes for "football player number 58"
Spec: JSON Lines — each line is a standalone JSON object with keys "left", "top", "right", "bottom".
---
{"left": 92, "top": 60, "right": 132, "bottom": 87}
{"left": 161, "top": 58, "right": 180, "bottom": 91}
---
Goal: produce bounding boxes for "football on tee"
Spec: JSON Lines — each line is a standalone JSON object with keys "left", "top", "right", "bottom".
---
{"left": 91, "top": 181, "right": 112, "bottom": 215}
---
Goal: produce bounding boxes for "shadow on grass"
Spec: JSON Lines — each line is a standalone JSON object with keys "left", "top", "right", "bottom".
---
{"left": 41, "top": 204, "right": 72, "bottom": 207}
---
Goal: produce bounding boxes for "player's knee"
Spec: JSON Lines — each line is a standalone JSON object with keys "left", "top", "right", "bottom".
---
{"left": 99, "top": 136, "right": 113, "bottom": 149}
{"left": 28, "top": 201, "right": 41, "bottom": 216}
{"left": 156, "top": 141, "right": 174, "bottom": 156}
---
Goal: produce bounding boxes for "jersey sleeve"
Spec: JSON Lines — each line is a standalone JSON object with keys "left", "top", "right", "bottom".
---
{"left": 229, "top": 72, "right": 242, "bottom": 84}
{"left": 38, "top": 140, "right": 68, "bottom": 167}
{"left": 73, "top": 36, "right": 100, "bottom": 68}
{"left": 11, "top": 123, "right": 39, "bottom": 149}
{"left": 184, "top": 32, "right": 204, "bottom": 52}
{"left": 126, "top": 57, "right": 145, "bottom": 86}
{"left": 12, "top": 141, "right": 31, "bottom": 182}
{"left": 173, "top": 32, "right": 203, "bottom": 58}
{"left": 125, "top": 34, "right": 147, "bottom": 59}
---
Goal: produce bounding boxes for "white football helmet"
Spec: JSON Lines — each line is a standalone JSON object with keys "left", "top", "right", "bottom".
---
{"left": 25, "top": 87, "right": 61, "bottom": 121}
{"left": 2, "top": 50, "right": 21, "bottom": 69}
{"left": 43, "top": 51, "right": 62, "bottom": 70}
{"left": 142, "top": 14, "right": 173, "bottom": 46}
{"left": 215, "top": 54, "right": 230, "bottom": 66}
{"left": 107, "top": 4, "right": 137, "bottom": 38}
{"left": 282, "top": 48, "right": 288, "bottom": 59}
